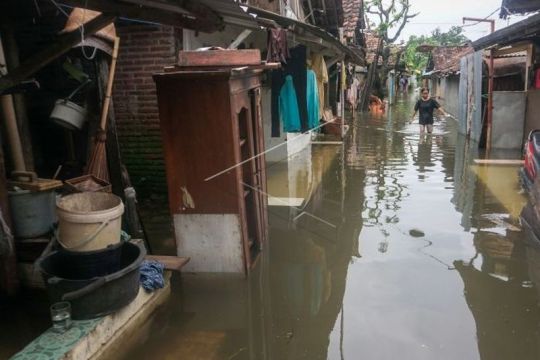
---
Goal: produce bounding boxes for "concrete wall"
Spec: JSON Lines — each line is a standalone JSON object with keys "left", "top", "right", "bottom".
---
{"left": 174, "top": 214, "right": 244, "bottom": 273}
{"left": 491, "top": 91, "right": 526, "bottom": 150}
{"left": 525, "top": 89, "right": 540, "bottom": 139}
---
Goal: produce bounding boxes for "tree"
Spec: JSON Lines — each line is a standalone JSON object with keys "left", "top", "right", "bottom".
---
{"left": 365, "top": 0, "right": 418, "bottom": 44}
{"left": 360, "top": 0, "right": 418, "bottom": 109}
{"left": 431, "top": 26, "right": 469, "bottom": 46}
{"left": 404, "top": 26, "right": 470, "bottom": 79}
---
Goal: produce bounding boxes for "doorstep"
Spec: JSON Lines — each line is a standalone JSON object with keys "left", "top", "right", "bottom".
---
{"left": 10, "top": 273, "right": 172, "bottom": 360}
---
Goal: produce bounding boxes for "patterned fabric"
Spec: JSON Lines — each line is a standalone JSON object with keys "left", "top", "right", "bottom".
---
{"left": 10, "top": 319, "right": 100, "bottom": 360}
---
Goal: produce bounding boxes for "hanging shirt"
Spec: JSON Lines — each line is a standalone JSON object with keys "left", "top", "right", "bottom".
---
{"left": 310, "top": 54, "right": 328, "bottom": 115}
{"left": 271, "top": 45, "right": 308, "bottom": 137}
{"left": 279, "top": 75, "right": 301, "bottom": 132}
{"left": 266, "top": 28, "right": 290, "bottom": 64}
{"left": 306, "top": 70, "right": 320, "bottom": 129}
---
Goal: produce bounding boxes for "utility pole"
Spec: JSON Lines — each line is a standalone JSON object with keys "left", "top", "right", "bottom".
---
{"left": 463, "top": 17, "right": 495, "bottom": 155}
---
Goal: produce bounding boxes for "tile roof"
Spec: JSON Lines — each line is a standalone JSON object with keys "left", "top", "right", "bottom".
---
{"left": 429, "top": 45, "right": 474, "bottom": 74}
{"left": 342, "top": 0, "right": 364, "bottom": 43}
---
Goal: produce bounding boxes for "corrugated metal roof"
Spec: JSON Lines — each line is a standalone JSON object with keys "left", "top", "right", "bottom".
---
{"left": 500, "top": 0, "right": 540, "bottom": 19}
{"left": 61, "top": 0, "right": 364, "bottom": 64}
{"left": 472, "top": 12, "right": 540, "bottom": 50}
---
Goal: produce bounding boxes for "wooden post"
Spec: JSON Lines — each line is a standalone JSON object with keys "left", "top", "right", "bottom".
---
{"left": 0, "top": 24, "right": 34, "bottom": 171}
{"left": 360, "top": 37, "right": 384, "bottom": 111}
{"left": 97, "top": 55, "right": 123, "bottom": 198}
{"left": 0, "top": 37, "right": 25, "bottom": 172}
{"left": 525, "top": 43, "right": 533, "bottom": 91}
{"left": 0, "top": 138, "right": 18, "bottom": 296}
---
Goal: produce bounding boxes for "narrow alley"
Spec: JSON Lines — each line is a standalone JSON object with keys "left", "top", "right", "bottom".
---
{"left": 111, "top": 95, "right": 538, "bottom": 360}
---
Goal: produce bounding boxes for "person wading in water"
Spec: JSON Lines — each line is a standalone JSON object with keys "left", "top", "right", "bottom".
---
{"left": 410, "top": 88, "right": 447, "bottom": 134}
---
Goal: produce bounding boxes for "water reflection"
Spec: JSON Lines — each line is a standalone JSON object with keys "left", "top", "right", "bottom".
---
{"left": 116, "top": 94, "right": 540, "bottom": 360}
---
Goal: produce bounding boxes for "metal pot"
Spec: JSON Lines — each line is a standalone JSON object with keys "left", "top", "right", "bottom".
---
{"left": 50, "top": 79, "right": 91, "bottom": 131}
{"left": 37, "top": 241, "right": 146, "bottom": 320}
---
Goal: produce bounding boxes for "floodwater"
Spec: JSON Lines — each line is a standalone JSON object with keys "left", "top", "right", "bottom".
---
{"left": 116, "top": 95, "right": 540, "bottom": 360}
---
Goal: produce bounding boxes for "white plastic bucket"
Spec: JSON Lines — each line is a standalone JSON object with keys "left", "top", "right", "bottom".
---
{"left": 56, "top": 192, "right": 124, "bottom": 252}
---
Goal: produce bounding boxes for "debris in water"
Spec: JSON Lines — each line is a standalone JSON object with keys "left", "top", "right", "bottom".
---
{"left": 481, "top": 213, "right": 521, "bottom": 232}
{"left": 409, "top": 229, "right": 425, "bottom": 237}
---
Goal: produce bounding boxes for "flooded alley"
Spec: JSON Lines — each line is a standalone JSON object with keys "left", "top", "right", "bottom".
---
{"left": 112, "top": 95, "right": 539, "bottom": 360}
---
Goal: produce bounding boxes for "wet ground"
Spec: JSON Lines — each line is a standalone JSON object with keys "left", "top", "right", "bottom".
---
{"left": 17, "top": 94, "right": 535, "bottom": 360}
{"left": 112, "top": 95, "right": 540, "bottom": 360}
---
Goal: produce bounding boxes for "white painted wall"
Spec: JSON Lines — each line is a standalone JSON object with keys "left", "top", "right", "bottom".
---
{"left": 261, "top": 87, "right": 313, "bottom": 163}
{"left": 174, "top": 214, "right": 244, "bottom": 273}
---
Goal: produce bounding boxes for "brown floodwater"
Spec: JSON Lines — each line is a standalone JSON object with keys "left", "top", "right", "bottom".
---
{"left": 116, "top": 95, "right": 540, "bottom": 360}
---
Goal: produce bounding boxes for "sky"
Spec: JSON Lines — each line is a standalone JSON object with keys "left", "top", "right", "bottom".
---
{"left": 367, "top": 0, "right": 533, "bottom": 43}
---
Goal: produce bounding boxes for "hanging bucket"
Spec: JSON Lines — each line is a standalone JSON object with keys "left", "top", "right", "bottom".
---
{"left": 50, "top": 79, "right": 91, "bottom": 131}
{"left": 56, "top": 192, "right": 124, "bottom": 252}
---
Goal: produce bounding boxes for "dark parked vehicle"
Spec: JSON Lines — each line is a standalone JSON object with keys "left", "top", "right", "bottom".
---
{"left": 521, "top": 130, "right": 540, "bottom": 192}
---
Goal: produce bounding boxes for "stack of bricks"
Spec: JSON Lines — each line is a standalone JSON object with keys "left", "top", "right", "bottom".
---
{"left": 113, "top": 24, "right": 181, "bottom": 200}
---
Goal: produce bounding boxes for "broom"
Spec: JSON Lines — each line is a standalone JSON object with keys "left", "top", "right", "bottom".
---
{"left": 86, "top": 36, "right": 120, "bottom": 182}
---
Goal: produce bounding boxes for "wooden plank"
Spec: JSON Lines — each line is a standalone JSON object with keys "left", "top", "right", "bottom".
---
{"left": 474, "top": 159, "right": 524, "bottom": 166}
{"left": 178, "top": 49, "right": 261, "bottom": 67}
{"left": 228, "top": 29, "right": 253, "bottom": 49}
{"left": 145, "top": 255, "right": 190, "bottom": 271}
{"left": 60, "top": 0, "right": 222, "bottom": 32}
{"left": 8, "top": 178, "right": 63, "bottom": 191}
{"left": 0, "top": 13, "right": 115, "bottom": 94}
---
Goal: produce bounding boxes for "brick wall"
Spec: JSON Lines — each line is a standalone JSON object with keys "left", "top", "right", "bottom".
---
{"left": 113, "top": 24, "right": 180, "bottom": 200}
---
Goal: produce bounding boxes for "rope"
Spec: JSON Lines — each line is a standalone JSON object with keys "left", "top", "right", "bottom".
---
{"left": 0, "top": 207, "right": 14, "bottom": 255}
{"left": 48, "top": 0, "right": 98, "bottom": 60}
{"left": 139, "top": 260, "right": 165, "bottom": 292}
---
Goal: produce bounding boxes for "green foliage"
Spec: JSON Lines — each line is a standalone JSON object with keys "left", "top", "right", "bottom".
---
{"left": 404, "top": 26, "right": 469, "bottom": 75}
{"left": 430, "top": 26, "right": 469, "bottom": 46}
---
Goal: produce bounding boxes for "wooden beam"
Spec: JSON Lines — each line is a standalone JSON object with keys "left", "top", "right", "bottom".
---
{"left": 145, "top": 255, "right": 190, "bottom": 271}
{"left": 0, "top": 13, "right": 116, "bottom": 94}
{"left": 123, "top": 0, "right": 223, "bottom": 30}
{"left": 60, "top": 0, "right": 223, "bottom": 32}
{"left": 228, "top": 29, "right": 253, "bottom": 49}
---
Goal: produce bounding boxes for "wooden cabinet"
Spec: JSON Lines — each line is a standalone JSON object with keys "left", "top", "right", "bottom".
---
{"left": 153, "top": 67, "right": 268, "bottom": 274}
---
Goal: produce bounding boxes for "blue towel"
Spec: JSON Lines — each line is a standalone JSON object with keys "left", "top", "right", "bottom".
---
{"left": 306, "top": 69, "right": 320, "bottom": 130}
{"left": 140, "top": 260, "right": 165, "bottom": 292}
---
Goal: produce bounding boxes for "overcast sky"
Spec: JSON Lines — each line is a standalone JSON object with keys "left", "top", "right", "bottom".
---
{"left": 368, "top": 0, "right": 533, "bottom": 43}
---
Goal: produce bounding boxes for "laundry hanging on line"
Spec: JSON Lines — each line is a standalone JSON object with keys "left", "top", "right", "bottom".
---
{"left": 271, "top": 45, "right": 308, "bottom": 137}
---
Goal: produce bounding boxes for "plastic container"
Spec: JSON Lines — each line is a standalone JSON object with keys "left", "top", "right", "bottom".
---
{"left": 8, "top": 188, "right": 56, "bottom": 238}
{"left": 56, "top": 192, "right": 124, "bottom": 251}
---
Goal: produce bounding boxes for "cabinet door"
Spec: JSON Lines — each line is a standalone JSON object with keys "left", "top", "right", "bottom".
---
{"left": 233, "top": 97, "right": 260, "bottom": 272}
{"left": 250, "top": 87, "right": 268, "bottom": 244}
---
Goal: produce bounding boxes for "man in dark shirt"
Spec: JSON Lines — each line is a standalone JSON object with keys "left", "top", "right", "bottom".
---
{"left": 411, "top": 87, "right": 447, "bottom": 134}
